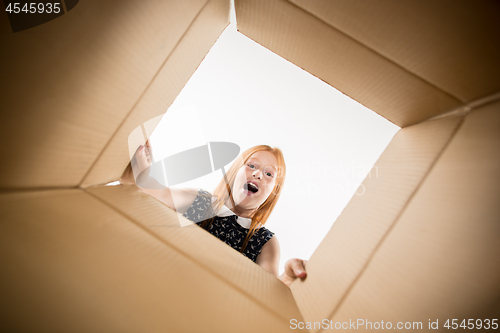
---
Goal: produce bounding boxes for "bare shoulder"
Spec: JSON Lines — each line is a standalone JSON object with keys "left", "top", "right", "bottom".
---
{"left": 263, "top": 235, "right": 280, "bottom": 253}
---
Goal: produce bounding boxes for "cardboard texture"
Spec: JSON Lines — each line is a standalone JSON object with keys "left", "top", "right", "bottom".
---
{"left": 81, "top": 0, "right": 230, "bottom": 187}
{"left": 288, "top": 0, "right": 500, "bottom": 103}
{"left": 290, "top": 115, "right": 465, "bottom": 329}
{"left": 0, "top": 0, "right": 211, "bottom": 188}
{"left": 1, "top": 0, "right": 500, "bottom": 331}
{"left": 86, "top": 185, "right": 303, "bottom": 323}
{"left": 330, "top": 100, "right": 500, "bottom": 328}
{"left": 0, "top": 189, "right": 303, "bottom": 332}
{"left": 234, "top": 0, "right": 462, "bottom": 127}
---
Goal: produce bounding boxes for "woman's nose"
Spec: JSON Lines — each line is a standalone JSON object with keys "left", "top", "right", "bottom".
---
{"left": 252, "top": 170, "right": 262, "bottom": 179}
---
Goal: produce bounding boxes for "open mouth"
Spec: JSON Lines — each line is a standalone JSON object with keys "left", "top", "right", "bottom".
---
{"left": 243, "top": 182, "right": 259, "bottom": 194}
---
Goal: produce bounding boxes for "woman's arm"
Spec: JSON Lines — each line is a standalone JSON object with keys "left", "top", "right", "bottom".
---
{"left": 256, "top": 236, "right": 308, "bottom": 287}
{"left": 120, "top": 143, "right": 198, "bottom": 214}
{"left": 256, "top": 236, "right": 280, "bottom": 277}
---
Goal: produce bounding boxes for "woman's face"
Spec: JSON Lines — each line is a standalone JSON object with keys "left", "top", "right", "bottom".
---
{"left": 232, "top": 151, "right": 279, "bottom": 211}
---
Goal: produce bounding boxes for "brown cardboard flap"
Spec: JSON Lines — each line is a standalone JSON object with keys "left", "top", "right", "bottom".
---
{"left": 81, "top": 0, "right": 230, "bottom": 188}
{"left": 2, "top": 1, "right": 499, "bottom": 331}
{"left": 85, "top": 184, "right": 304, "bottom": 323}
{"left": 0, "top": 0, "right": 215, "bottom": 189}
{"left": 330, "top": 100, "right": 500, "bottom": 326}
{"left": 289, "top": 0, "right": 500, "bottom": 103}
{"left": 290, "top": 115, "right": 464, "bottom": 330}
{"left": 235, "top": 0, "right": 461, "bottom": 127}
{"left": 0, "top": 188, "right": 305, "bottom": 332}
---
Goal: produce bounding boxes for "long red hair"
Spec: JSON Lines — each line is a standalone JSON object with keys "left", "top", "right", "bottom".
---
{"left": 200, "top": 145, "right": 286, "bottom": 253}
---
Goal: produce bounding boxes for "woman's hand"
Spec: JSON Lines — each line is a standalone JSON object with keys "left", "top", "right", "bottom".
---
{"left": 279, "top": 258, "right": 308, "bottom": 287}
{"left": 132, "top": 141, "right": 152, "bottom": 178}
{"left": 121, "top": 141, "right": 153, "bottom": 185}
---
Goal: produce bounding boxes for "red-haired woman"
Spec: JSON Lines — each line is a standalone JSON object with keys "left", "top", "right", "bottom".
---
{"left": 121, "top": 143, "right": 307, "bottom": 287}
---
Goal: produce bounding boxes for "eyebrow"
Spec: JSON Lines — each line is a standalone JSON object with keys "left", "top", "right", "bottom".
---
{"left": 266, "top": 165, "right": 277, "bottom": 172}
{"left": 248, "top": 158, "right": 277, "bottom": 172}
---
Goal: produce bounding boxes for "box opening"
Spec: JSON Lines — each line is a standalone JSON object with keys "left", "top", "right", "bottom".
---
{"left": 128, "top": 16, "right": 399, "bottom": 274}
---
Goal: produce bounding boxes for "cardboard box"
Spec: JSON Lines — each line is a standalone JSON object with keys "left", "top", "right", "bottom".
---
{"left": 1, "top": 0, "right": 499, "bottom": 331}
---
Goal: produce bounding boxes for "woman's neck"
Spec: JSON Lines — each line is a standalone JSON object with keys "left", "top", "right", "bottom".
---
{"left": 225, "top": 198, "right": 255, "bottom": 219}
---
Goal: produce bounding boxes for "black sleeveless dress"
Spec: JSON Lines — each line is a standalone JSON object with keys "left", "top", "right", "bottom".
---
{"left": 182, "top": 189, "right": 275, "bottom": 263}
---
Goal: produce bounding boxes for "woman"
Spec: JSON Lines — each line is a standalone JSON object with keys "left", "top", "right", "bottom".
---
{"left": 121, "top": 142, "right": 307, "bottom": 287}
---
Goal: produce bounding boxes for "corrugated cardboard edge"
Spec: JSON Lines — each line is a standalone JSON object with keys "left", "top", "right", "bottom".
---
{"left": 287, "top": 0, "right": 500, "bottom": 103}
{"left": 80, "top": 0, "right": 230, "bottom": 188}
{"left": 0, "top": 1, "right": 206, "bottom": 188}
{"left": 289, "top": 115, "right": 464, "bottom": 331}
{"left": 0, "top": 187, "right": 306, "bottom": 332}
{"left": 85, "top": 184, "right": 304, "bottom": 323}
{"left": 328, "top": 99, "right": 500, "bottom": 331}
{"left": 234, "top": 0, "right": 461, "bottom": 128}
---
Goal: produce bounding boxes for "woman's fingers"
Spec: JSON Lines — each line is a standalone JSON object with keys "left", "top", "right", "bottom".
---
{"left": 294, "top": 259, "right": 307, "bottom": 278}
{"left": 299, "top": 259, "right": 308, "bottom": 277}
{"left": 279, "top": 258, "right": 308, "bottom": 287}
{"left": 285, "top": 258, "right": 307, "bottom": 279}
{"left": 131, "top": 144, "right": 153, "bottom": 178}
{"left": 144, "top": 139, "right": 153, "bottom": 160}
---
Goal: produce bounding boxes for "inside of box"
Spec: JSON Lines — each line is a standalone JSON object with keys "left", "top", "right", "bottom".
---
{"left": 235, "top": 0, "right": 500, "bottom": 330}
{"left": 1, "top": 0, "right": 500, "bottom": 332}
{"left": 135, "top": 18, "right": 401, "bottom": 275}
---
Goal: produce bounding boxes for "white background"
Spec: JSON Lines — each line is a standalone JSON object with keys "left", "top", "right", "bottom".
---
{"left": 146, "top": 3, "right": 400, "bottom": 275}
